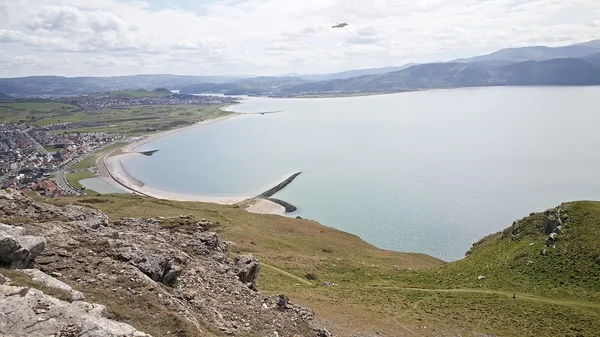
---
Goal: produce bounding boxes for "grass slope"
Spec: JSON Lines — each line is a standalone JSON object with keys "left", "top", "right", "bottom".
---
{"left": 44, "top": 195, "right": 600, "bottom": 336}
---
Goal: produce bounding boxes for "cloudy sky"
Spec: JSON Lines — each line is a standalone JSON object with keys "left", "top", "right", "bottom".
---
{"left": 0, "top": 0, "right": 599, "bottom": 77}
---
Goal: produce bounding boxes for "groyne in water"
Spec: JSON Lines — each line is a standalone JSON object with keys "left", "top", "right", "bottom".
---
{"left": 258, "top": 172, "right": 302, "bottom": 198}
{"left": 139, "top": 150, "right": 159, "bottom": 156}
{"left": 254, "top": 172, "right": 302, "bottom": 213}
{"left": 266, "top": 198, "right": 297, "bottom": 213}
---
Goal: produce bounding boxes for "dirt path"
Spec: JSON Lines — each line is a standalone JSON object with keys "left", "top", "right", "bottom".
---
{"left": 261, "top": 264, "right": 600, "bottom": 310}
{"left": 364, "top": 285, "right": 600, "bottom": 309}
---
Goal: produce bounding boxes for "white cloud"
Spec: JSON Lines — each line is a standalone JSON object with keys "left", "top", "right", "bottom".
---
{"left": 0, "top": 0, "right": 598, "bottom": 76}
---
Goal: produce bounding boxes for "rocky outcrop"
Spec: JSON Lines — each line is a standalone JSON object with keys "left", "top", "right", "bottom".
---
{"left": 234, "top": 254, "right": 261, "bottom": 290}
{"left": 21, "top": 269, "right": 85, "bottom": 301}
{"left": 0, "top": 223, "right": 46, "bottom": 269}
{"left": 0, "top": 283, "right": 150, "bottom": 337}
{"left": 0, "top": 189, "right": 330, "bottom": 337}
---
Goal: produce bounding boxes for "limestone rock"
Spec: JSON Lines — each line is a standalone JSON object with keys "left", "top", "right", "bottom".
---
{"left": 0, "top": 223, "right": 25, "bottom": 237}
{"left": 235, "top": 254, "right": 261, "bottom": 290}
{"left": 0, "top": 224, "right": 46, "bottom": 269}
{"left": 72, "top": 301, "right": 108, "bottom": 317}
{"left": 0, "top": 273, "right": 8, "bottom": 285}
{"left": 21, "top": 269, "right": 85, "bottom": 301}
{"left": 0, "top": 194, "right": 332, "bottom": 337}
{"left": 314, "top": 327, "right": 334, "bottom": 337}
{"left": 0, "top": 284, "right": 151, "bottom": 337}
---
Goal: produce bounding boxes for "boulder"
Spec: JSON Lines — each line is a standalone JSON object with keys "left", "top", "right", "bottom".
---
{"left": 235, "top": 255, "right": 260, "bottom": 290}
{"left": 276, "top": 294, "right": 291, "bottom": 310}
{"left": 542, "top": 210, "right": 561, "bottom": 235}
{"left": 0, "top": 225, "right": 46, "bottom": 269}
{"left": 129, "top": 253, "right": 184, "bottom": 286}
{"left": 314, "top": 327, "right": 334, "bottom": 337}
{"left": 0, "top": 273, "right": 8, "bottom": 285}
{"left": 0, "top": 284, "right": 152, "bottom": 337}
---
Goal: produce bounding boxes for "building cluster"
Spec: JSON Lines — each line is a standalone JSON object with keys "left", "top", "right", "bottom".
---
{"left": 56, "top": 93, "right": 236, "bottom": 111}
{"left": 0, "top": 122, "right": 123, "bottom": 197}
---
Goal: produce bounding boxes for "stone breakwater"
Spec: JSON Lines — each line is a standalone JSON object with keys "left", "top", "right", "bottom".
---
{"left": 0, "top": 189, "right": 332, "bottom": 337}
{"left": 253, "top": 172, "right": 302, "bottom": 213}
{"left": 258, "top": 172, "right": 302, "bottom": 198}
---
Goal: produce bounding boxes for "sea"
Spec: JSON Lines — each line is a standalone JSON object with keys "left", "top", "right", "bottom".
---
{"left": 122, "top": 86, "right": 600, "bottom": 261}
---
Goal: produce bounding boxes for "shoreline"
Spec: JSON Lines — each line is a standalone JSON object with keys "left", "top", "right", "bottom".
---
{"left": 99, "top": 113, "right": 252, "bottom": 204}
{"left": 97, "top": 113, "right": 290, "bottom": 213}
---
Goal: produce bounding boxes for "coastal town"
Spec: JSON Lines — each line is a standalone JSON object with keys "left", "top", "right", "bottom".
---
{"left": 0, "top": 90, "right": 238, "bottom": 198}
{"left": 0, "top": 121, "right": 124, "bottom": 197}
{"left": 55, "top": 91, "right": 236, "bottom": 111}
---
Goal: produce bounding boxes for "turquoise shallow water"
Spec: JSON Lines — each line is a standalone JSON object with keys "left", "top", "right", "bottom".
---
{"left": 123, "top": 86, "right": 600, "bottom": 261}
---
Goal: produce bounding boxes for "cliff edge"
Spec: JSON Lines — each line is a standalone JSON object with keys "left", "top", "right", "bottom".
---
{"left": 0, "top": 189, "right": 331, "bottom": 337}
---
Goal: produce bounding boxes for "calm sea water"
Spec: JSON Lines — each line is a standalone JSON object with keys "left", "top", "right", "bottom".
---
{"left": 123, "top": 86, "right": 600, "bottom": 261}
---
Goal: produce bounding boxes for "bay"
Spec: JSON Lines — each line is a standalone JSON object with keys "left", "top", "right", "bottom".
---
{"left": 122, "top": 86, "right": 600, "bottom": 261}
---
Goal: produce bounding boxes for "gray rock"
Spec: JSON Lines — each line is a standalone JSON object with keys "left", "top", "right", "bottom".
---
{"left": 235, "top": 255, "right": 261, "bottom": 290}
{"left": 314, "top": 327, "right": 333, "bottom": 337}
{"left": 0, "top": 230, "right": 46, "bottom": 269}
{"left": 542, "top": 209, "right": 561, "bottom": 235}
{"left": 277, "top": 294, "right": 291, "bottom": 310}
{"left": 0, "top": 223, "right": 25, "bottom": 237}
{"left": 129, "top": 253, "right": 184, "bottom": 286}
{"left": 0, "top": 284, "right": 152, "bottom": 337}
{"left": 72, "top": 301, "right": 108, "bottom": 317}
{"left": 0, "top": 273, "right": 8, "bottom": 285}
{"left": 21, "top": 269, "right": 85, "bottom": 301}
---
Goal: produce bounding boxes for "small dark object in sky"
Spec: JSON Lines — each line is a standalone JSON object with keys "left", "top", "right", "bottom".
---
{"left": 332, "top": 22, "right": 348, "bottom": 28}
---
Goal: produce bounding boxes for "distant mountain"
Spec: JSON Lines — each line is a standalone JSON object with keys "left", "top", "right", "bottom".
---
{"left": 3, "top": 39, "right": 600, "bottom": 97}
{"left": 179, "top": 76, "right": 309, "bottom": 95}
{"left": 496, "top": 58, "right": 600, "bottom": 85}
{"left": 455, "top": 39, "right": 600, "bottom": 63}
{"left": 584, "top": 53, "right": 600, "bottom": 68}
{"left": 0, "top": 92, "right": 13, "bottom": 100}
{"left": 280, "top": 58, "right": 600, "bottom": 94}
{"left": 0, "top": 74, "right": 245, "bottom": 96}
{"left": 299, "top": 64, "right": 417, "bottom": 81}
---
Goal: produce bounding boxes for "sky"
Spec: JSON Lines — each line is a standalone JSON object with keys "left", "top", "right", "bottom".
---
{"left": 0, "top": 0, "right": 599, "bottom": 77}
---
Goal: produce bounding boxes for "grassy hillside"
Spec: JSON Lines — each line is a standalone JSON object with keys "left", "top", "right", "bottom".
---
{"left": 44, "top": 194, "right": 600, "bottom": 336}
{"left": 411, "top": 202, "right": 600, "bottom": 301}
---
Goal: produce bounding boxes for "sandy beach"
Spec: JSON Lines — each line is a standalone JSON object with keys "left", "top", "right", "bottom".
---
{"left": 98, "top": 114, "right": 257, "bottom": 204}
{"left": 96, "top": 114, "right": 287, "bottom": 213}
{"left": 246, "top": 199, "right": 286, "bottom": 215}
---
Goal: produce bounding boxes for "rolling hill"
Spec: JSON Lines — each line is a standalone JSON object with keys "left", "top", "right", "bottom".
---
{"left": 2, "top": 39, "right": 600, "bottom": 97}
{"left": 455, "top": 39, "right": 600, "bottom": 63}
{"left": 0, "top": 92, "right": 13, "bottom": 100}
{"left": 280, "top": 58, "right": 600, "bottom": 94}
{"left": 584, "top": 52, "right": 600, "bottom": 68}
{"left": 0, "top": 74, "right": 245, "bottom": 96}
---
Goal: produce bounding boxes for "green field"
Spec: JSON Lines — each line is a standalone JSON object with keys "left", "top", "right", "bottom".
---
{"left": 66, "top": 171, "right": 100, "bottom": 195}
{"left": 0, "top": 100, "right": 231, "bottom": 136}
{"left": 46, "top": 195, "right": 600, "bottom": 337}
